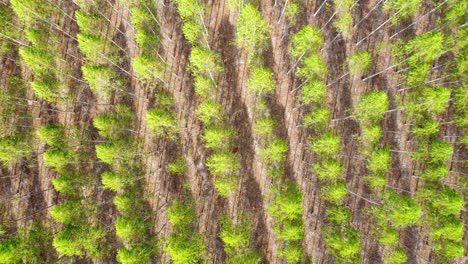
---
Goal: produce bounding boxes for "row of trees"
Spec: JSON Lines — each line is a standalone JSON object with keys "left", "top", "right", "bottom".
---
{"left": 352, "top": 88, "right": 416, "bottom": 263}
{"left": 395, "top": 7, "right": 465, "bottom": 259}
{"left": 290, "top": 25, "right": 362, "bottom": 262}
{"left": 332, "top": 0, "right": 356, "bottom": 35}
{"left": 174, "top": 0, "right": 243, "bottom": 198}
{"left": 36, "top": 123, "right": 107, "bottom": 258}
{"left": 75, "top": 0, "right": 121, "bottom": 100}
{"left": 173, "top": 0, "right": 262, "bottom": 262}
{"left": 10, "top": 0, "right": 70, "bottom": 102}
{"left": 93, "top": 104, "right": 156, "bottom": 263}
{"left": 236, "top": 3, "right": 304, "bottom": 263}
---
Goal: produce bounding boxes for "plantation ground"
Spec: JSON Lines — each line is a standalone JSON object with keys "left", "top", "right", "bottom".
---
{"left": 0, "top": 0, "right": 466, "bottom": 263}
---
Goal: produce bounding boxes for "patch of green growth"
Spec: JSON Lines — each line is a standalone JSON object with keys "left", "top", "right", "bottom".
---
{"left": 235, "top": 4, "right": 270, "bottom": 52}
{"left": 167, "top": 157, "right": 187, "bottom": 176}
{"left": 383, "top": 0, "right": 423, "bottom": 24}
{"left": 82, "top": 64, "right": 117, "bottom": 99}
{"left": 296, "top": 55, "right": 327, "bottom": 79}
{"left": 0, "top": 134, "right": 32, "bottom": 165}
{"left": 290, "top": 25, "right": 323, "bottom": 60}
{"left": 203, "top": 127, "right": 236, "bottom": 149}
{"left": 189, "top": 47, "right": 223, "bottom": 77}
{"left": 196, "top": 100, "right": 224, "bottom": 125}
{"left": 347, "top": 50, "right": 372, "bottom": 77}
{"left": 247, "top": 67, "right": 276, "bottom": 95}
{"left": 259, "top": 138, "right": 288, "bottom": 164}
{"left": 133, "top": 55, "right": 164, "bottom": 82}
{"left": 146, "top": 108, "right": 178, "bottom": 138}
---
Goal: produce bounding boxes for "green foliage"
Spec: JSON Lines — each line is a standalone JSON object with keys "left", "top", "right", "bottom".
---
{"left": 260, "top": 139, "right": 288, "bottom": 164}
{"left": 0, "top": 134, "right": 32, "bottom": 165}
{"left": 301, "top": 80, "right": 326, "bottom": 105}
{"left": 313, "top": 159, "right": 343, "bottom": 182}
{"left": 206, "top": 151, "right": 241, "bottom": 176}
{"left": 406, "top": 86, "right": 451, "bottom": 117}
{"left": 403, "top": 31, "right": 445, "bottom": 66}
{"left": 364, "top": 173, "right": 387, "bottom": 189}
{"left": 135, "top": 29, "right": 160, "bottom": 50}
{"left": 173, "top": 0, "right": 205, "bottom": 21}
{"left": 296, "top": 55, "right": 327, "bottom": 79}
{"left": 347, "top": 51, "right": 372, "bottom": 77}
{"left": 410, "top": 119, "right": 440, "bottom": 138}
{"left": 437, "top": 241, "right": 464, "bottom": 258}
{"left": 194, "top": 76, "right": 215, "bottom": 98}
{"left": 25, "top": 28, "right": 49, "bottom": 48}
{"left": 77, "top": 33, "right": 117, "bottom": 64}
{"left": 324, "top": 226, "right": 361, "bottom": 259}
{"left": 361, "top": 125, "right": 382, "bottom": 149}
{"left": 333, "top": 12, "right": 353, "bottom": 34}
{"left": 133, "top": 55, "right": 164, "bottom": 81}
{"left": 254, "top": 117, "right": 276, "bottom": 138}
{"left": 326, "top": 205, "right": 351, "bottom": 224}
{"left": 275, "top": 219, "right": 304, "bottom": 241}
{"left": 94, "top": 104, "right": 133, "bottom": 140}
{"left": 50, "top": 200, "right": 81, "bottom": 224}
{"left": 101, "top": 171, "right": 130, "bottom": 191}
{"left": 114, "top": 192, "right": 137, "bottom": 212}
{"left": 290, "top": 25, "right": 323, "bottom": 60}
{"left": 367, "top": 148, "right": 391, "bottom": 174}
{"left": 278, "top": 241, "right": 303, "bottom": 263}
{"left": 203, "top": 127, "right": 236, "bottom": 149}
{"left": 166, "top": 232, "right": 206, "bottom": 264}
{"left": 354, "top": 90, "right": 388, "bottom": 125}
{"left": 167, "top": 198, "right": 196, "bottom": 227}
{"left": 95, "top": 141, "right": 124, "bottom": 164}
{"left": 382, "top": 191, "right": 421, "bottom": 228}
{"left": 428, "top": 139, "right": 453, "bottom": 164}
{"left": 303, "top": 108, "right": 331, "bottom": 131}
{"left": 268, "top": 182, "right": 303, "bottom": 223}
{"left": 75, "top": 10, "right": 105, "bottom": 33}
{"left": 19, "top": 46, "right": 54, "bottom": 74}
{"left": 182, "top": 21, "right": 203, "bottom": 44}
{"left": 377, "top": 226, "right": 399, "bottom": 246}
{"left": 320, "top": 181, "right": 348, "bottom": 204}
{"left": 445, "top": 0, "right": 467, "bottom": 26}
{"left": 196, "top": 100, "right": 224, "bottom": 125}
{"left": 31, "top": 77, "right": 61, "bottom": 102}
{"left": 189, "top": 47, "right": 223, "bottom": 77}
{"left": 116, "top": 245, "right": 153, "bottom": 264}
{"left": 0, "top": 223, "right": 53, "bottom": 263}
{"left": 43, "top": 148, "right": 70, "bottom": 170}
{"left": 214, "top": 175, "right": 239, "bottom": 197}
{"left": 53, "top": 226, "right": 104, "bottom": 257}
{"left": 420, "top": 164, "right": 448, "bottom": 181}
{"left": 383, "top": 0, "right": 423, "bottom": 23}
{"left": 310, "top": 132, "right": 341, "bottom": 157}
{"left": 384, "top": 248, "right": 408, "bottom": 264}
{"left": 52, "top": 174, "right": 80, "bottom": 194}
{"left": 115, "top": 216, "right": 147, "bottom": 241}
{"left": 165, "top": 197, "right": 206, "bottom": 263}
{"left": 129, "top": 7, "right": 153, "bottom": 27}
{"left": 146, "top": 108, "right": 178, "bottom": 138}
{"left": 37, "top": 124, "right": 65, "bottom": 147}
{"left": 167, "top": 157, "right": 187, "bottom": 176}
{"left": 418, "top": 187, "right": 464, "bottom": 216}
{"left": 235, "top": 4, "right": 270, "bottom": 52}
{"left": 430, "top": 215, "right": 463, "bottom": 242}
{"left": 247, "top": 67, "right": 276, "bottom": 95}
{"left": 220, "top": 215, "right": 252, "bottom": 251}
{"left": 10, "top": 0, "right": 52, "bottom": 25}
{"left": 82, "top": 64, "right": 117, "bottom": 98}
{"left": 452, "top": 86, "right": 468, "bottom": 128}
